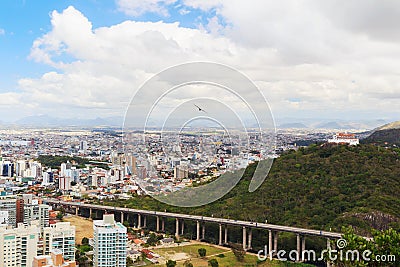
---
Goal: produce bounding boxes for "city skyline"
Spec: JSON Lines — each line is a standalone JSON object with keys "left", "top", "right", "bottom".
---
{"left": 1, "top": 1, "right": 400, "bottom": 123}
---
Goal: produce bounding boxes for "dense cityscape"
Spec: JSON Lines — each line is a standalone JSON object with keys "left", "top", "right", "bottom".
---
{"left": 0, "top": 127, "right": 361, "bottom": 266}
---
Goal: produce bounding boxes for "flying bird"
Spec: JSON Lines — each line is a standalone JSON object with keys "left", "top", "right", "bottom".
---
{"left": 194, "top": 104, "right": 207, "bottom": 113}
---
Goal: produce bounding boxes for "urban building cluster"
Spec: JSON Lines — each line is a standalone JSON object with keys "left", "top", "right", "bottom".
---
{"left": 0, "top": 127, "right": 361, "bottom": 266}
{"left": 0, "top": 193, "right": 76, "bottom": 266}
{"left": 0, "top": 191, "right": 129, "bottom": 267}
{"left": 0, "top": 128, "right": 359, "bottom": 199}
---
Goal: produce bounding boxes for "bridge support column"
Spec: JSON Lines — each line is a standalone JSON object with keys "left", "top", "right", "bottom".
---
{"left": 224, "top": 226, "right": 228, "bottom": 244}
{"left": 175, "top": 218, "right": 179, "bottom": 238}
{"left": 156, "top": 216, "right": 160, "bottom": 232}
{"left": 326, "top": 238, "right": 331, "bottom": 267}
{"left": 248, "top": 228, "right": 252, "bottom": 250}
{"left": 143, "top": 216, "right": 147, "bottom": 228}
{"left": 138, "top": 214, "right": 141, "bottom": 229}
{"left": 161, "top": 217, "right": 165, "bottom": 232}
{"left": 120, "top": 212, "right": 124, "bottom": 223}
{"left": 218, "top": 224, "right": 223, "bottom": 245}
{"left": 301, "top": 236, "right": 306, "bottom": 261}
{"left": 273, "top": 231, "right": 279, "bottom": 255}
{"left": 196, "top": 221, "right": 200, "bottom": 241}
{"left": 75, "top": 207, "right": 78, "bottom": 216}
{"left": 89, "top": 208, "right": 92, "bottom": 219}
{"left": 268, "top": 230, "right": 273, "bottom": 257}
{"left": 242, "top": 227, "right": 247, "bottom": 250}
{"left": 296, "top": 234, "right": 301, "bottom": 262}
{"left": 201, "top": 223, "right": 205, "bottom": 240}
{"left": 181, "top": 220, "right": 184, "bottom": 235}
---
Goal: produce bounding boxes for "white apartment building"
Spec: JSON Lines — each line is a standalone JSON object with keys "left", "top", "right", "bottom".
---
{"left": 0, "top": 195, "right": 17, "bottom": 226}
{"left": 59, "top": 176, "right": 71, "bottom": 191}
{"left": 93, "top": 214, "right": 127, "bottom": 267}
{"left": 38, "top": 204, "right": 50, "bottom": 230}
{"left": 22, "top": 194, "right": 50, "bottom": 230}
{"left": 43, "top": 222, "right": 76, "bottom": 262}
{"left": 0, "top": 223, "right": 40, "bottom": 267}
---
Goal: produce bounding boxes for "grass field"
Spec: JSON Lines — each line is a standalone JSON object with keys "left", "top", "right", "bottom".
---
{"left": 184, "top": 251, "right": 260, "bottom": 267}
{"left": 155, "top": 244, "right": 227, "bottom": 258}
{"left": 153, "top": 243, "right": 262, "bottom": 267}
{"left": 63, "top": 215, "right": 93, "bottom": 245}
{"left": 153, "top": 243, "right": 314, "bottom": 267}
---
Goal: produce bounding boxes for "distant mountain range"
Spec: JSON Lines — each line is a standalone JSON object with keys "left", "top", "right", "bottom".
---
{"left": 0, "top": 115, "right": 391, "bottom": 130}
{"left": 4, "top": 115, "right": 124, "bottom": 127}
{"left": 278, "top": 119, "right": 387, "bottom": 130}
{"left": 278, "top": 122, "right": 308, "bottom": 129}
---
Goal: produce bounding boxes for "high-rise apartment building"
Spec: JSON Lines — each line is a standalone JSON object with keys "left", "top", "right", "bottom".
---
{"left": 38, "top": 204, "right": 50, "bottom": 230}
{"left": 16, "top": 198, "right": 24, "bottom": 224}
{"left": 0, "top": 195, "right": 17, "bottom": 226}
{"left": 43, "top": 222, "right": 75, "bottom": 262}
{"left": 59, "top": 176, "right": 71, "bottom": 191}
{"left": 93, "top": 214, "right": 127, "bottom": 267}
{"left": 0, "top": 223, "right": 40, "bottom": 267}
{"left": 21, "top": 194, "right": 50, "bottom": 229}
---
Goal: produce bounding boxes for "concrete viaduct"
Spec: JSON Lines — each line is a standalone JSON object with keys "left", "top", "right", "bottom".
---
{"left": 44, "top": 198, "right": 341, "bottom": 263}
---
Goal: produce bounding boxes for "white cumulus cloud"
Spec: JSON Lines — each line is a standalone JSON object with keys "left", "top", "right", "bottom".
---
{"left": 4, "top": 2, "right": 400, "bottom": 123}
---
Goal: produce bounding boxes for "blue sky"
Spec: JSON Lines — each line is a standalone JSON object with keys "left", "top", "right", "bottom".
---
{"left": 0, "top": 0, "right": 400, "bottom": 125}
{"left": 1, "top": 1, "right": 111, "bottom": 92}
{"left": 0, "top": 0, "right": 211, "bottom": 93}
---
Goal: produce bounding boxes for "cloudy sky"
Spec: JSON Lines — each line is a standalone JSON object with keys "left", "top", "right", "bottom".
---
{"left": 1, "top": 0, "right": 400, "bottom": 124}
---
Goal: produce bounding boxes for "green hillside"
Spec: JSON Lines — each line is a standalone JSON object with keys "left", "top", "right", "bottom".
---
{"left": 363, "top": 120, "right": 400, "bottom": 145}
{"left": 104, "top": 144, "right": 400, "bottom": 235}
{"left": 363, "top": 128, "right": 400, "bottom": 146}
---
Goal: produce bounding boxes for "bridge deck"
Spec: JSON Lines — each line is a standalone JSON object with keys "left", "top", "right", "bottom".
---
{"left": 45, "top": 199, "right": 342, "bottom": 239}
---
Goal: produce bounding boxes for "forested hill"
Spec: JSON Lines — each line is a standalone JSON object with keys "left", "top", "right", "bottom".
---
{"left": 108, "top": 144, "right": 400, "bottom": 235}
{"left": 363, "top": 128, "right": 400, "bottom": 146}
{"left": 363, "top": 120, "right": 400, "bottom": 145}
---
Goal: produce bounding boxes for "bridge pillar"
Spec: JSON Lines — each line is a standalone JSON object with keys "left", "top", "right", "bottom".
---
{"left": 296, "top": 234, "right": 301, "bottom": 262}
{"left": 218, "top": 224, "right": 223, "bottom": 245}
{"left": 175, "top": 218, "right": 179, "bottom": 238}
{"left": 156, "top": 216, "right": 160, "bottom": 232}
{"left": 161, "top": 217, "right": 165, "bottom": 232}
{"left": 89, "top": 208, "right": 92, "bottom": 219}
{"left": 138, "top": 214, "right": 141, "bottom": 229}
{"left": 75, "top": 207, "right": 78, "bottom": 216}
{"left": 181, "top": 220, "right": 184, "bottom": 235}
{"left": 242, "top": 226, "right": 247, "bottom": 250}
{"left": 120, "top": 212, "right": 124, "bottom": 223}
{"left": 201, "top": 223, "right": 205, "bottom": 240}
{"left": 273, "top": 231, "right": 279, "bottom": 255}
{"left": 224, "top": 225, "right": 228, "bottom": 244}
{"left": 247, "top": 228, "right": 252, "bottom": 250}
{"left": 143, "top": 216, "right": 147, "bottom": 228}
{"left": 196, "top": 221, "right": 200, "bottom": 241}
{"left": 268, "top": 230, "right": 273, "bottom": 257}
{"left": 301, "top": 236, "right": 306, "bottom": 261}
{"left": 326, "top": 238, "right": 331, "bottom": 267}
